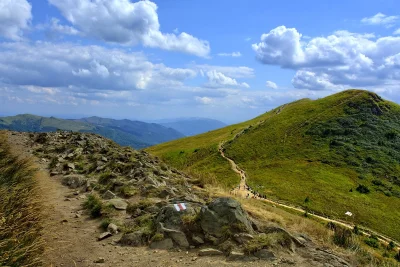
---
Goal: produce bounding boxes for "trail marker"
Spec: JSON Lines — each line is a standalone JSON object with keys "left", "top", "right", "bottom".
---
{"left": 174, "top": 203, "right": 187, "bottom": 211}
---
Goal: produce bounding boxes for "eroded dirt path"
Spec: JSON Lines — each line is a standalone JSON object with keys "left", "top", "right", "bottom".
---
{"left": 7, "top": 132, "right": 262, "bottom": 267}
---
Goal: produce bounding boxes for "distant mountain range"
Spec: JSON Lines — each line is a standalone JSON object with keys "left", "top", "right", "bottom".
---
{"left": 0, "top": 114, "right": 184, "bottom": 149}
{"left": 158, "top": 118, "right": 226, "bottom": 136}
{"left": 0, "top": 114, "right": 228, "bottom": 149}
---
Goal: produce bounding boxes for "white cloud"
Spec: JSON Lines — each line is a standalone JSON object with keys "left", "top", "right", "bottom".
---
{"left": 195, "top": 96, "right": 214, "bottom": 105}
{"left": 217, "top": 52, "right": 242, "bottom": 57}
{"left": 194, "top": 64, "right": 254, "bottom": 79}
{"left": 0, "top": 0, "right": 32, "bottom": 40}
{"left": 265, "top": 81, "right": 278, "bottom": 89}
{"left": 48, "top": 0, "right": 210, "bottom": 57}
{"left": 394, "top": 28, "right": 400, "bottom": 35}
{"left": 48, "top": 18, "right": 80, "bottom": 35}
{"left": 0, "top": 41, "right": 197, "bottom": 92}
{"left": 252, "top": 25, "right": 400, "bottom": 90}
{"left": 245, "top": 37, "right": 251, "bottom": 42}
{"left": 205, "top": 70, "right": 250, "bottom": 88}
{"left": 361, "top": 13, "right": 398, "bottom": 27}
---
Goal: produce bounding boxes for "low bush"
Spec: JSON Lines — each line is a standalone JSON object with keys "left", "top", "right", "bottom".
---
{"left": 83, "top": 194, "right": 103, "bottom": 218}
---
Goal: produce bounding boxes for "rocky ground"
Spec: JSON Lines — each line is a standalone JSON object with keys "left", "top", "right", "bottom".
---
{"left": 7, "top": 131, "right": 353, "bottom": 267}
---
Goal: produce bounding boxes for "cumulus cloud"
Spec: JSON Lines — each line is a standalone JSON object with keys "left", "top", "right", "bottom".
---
{"left": 217, "top": 52, "right": 242, "bottom": 57}
{"left": 394, "top": 28, "right": 400, "bottom": 35}
{"left": 252, "top": 25, "right": 400, "bottom": 90}
{"left": 361, "top": 13, "right": 398, "bottom": 27}
{"left": 205, "top": 70, "right": 250, "bottom": 88}
{"left": 48, "top": 0, "right": 210, "bottom": 57}
{"left": 265, "top": 81, "right": 278, "bottom": 89}
{"left": 0, "top": 0, "right": 32, "bottom": 40}
{"left": 0, "top": 41, "right": 197, "bottom": 92}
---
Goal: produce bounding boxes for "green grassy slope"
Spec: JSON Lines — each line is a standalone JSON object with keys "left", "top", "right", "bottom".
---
{"left": 147, "top": 90, "right": 400, "bottom": 240}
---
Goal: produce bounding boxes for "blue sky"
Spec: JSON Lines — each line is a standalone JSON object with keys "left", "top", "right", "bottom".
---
{"left": 1, "top": 0, "right": 400, "bottom": 123}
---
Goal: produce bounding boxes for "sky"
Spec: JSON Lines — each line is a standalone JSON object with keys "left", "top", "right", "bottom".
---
{"left": 1, "top": 0, "right": 400, "bottom": 124}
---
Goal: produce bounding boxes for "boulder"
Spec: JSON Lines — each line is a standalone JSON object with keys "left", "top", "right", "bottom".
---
{"left": 61, "top": 175, "right": 87, "bottom": 189}
{"left": 109, "top": 199, "right": 128, "bottom": 210}
{"left": 149, "top": 238, "right": 174, "bottom": 250}
{"left": 155, "top": 203, "right": 201, "bottom": 248}
{"left": 199, "top": 198, "right": 253, "bottom": 238}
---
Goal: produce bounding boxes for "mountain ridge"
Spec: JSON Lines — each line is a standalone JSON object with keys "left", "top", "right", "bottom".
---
{"left": 147, "top": 89, "right": 400, "bottom": 241}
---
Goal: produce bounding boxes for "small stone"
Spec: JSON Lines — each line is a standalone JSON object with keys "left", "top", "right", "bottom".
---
{"left": 98, "top": 232, "right": 112, "bottom": 241}
{"left": 73, "top": 191, "right": 79, "bottom": 196}
{"left": 103, "top": 190, "right": 116, "bottom": 200}
{"left": 67, "top": 163, "right": 75, "bottom": 170}
{"left": 109, "top": 199, "right": 128, "bottom": 210}
{"left": 94, "top": 257, "right": 105, "bottom": 263}
{"left": 234, "top": 233, "right": 254, "bottom": 244}
{"left": 198, "top": 248, "right": 224, "bottom": 256}
{"left": 191, "top": 257, "right": 198, "bottom": 261}
{"left": 227, "top": 251, "right": 247, "bottom": 261}
{"left": 102, "top": 156, "right": 108, "bottom": 162}
{"left": 192, "top": 235, "right": 204, "bottom": 245}
{"left": 107, "top": 223, "right": 119, "bottom": 234}
{"left": 74, "top": 213, "right": 81, "bottom": 218}
{"left": 50, "top": 171, "right": 59, "bottom": 176}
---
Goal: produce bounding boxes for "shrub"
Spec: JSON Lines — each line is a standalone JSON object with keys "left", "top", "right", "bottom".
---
{"left": 151, "top": 233, "right": 164, "bottom": 242}
{"left": 48, "top": 157, "right": 58, "bottom": 169}
{"left": 356, "top": 184, "right": 370, "bottom": 194}
{"left": 364, "top": 235, "right": 379, "bottom": 248}
{"left": 83, "top": 194, "right": 103, "bottom": 218}
{"left": 243, "top": 233, "right": 291, "bottom": 255}
{"left": 353, "top": 225, "right": 360, "bottom": 235}
{"left": 333, "top": 227, "right": 354, "bottom": 248}
{"left": 387, "top": 241, "right": 395, "bottom": 251}
{"left": 100, "top": 218, "right": 111, "bottom": 230}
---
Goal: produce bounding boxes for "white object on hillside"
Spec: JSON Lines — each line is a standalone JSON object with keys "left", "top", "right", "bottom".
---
{"left": 345, "top": 211, "right": 353, "bottom": 217}
{"left": 174, "top": 203, "right": 187, "bottom": 211}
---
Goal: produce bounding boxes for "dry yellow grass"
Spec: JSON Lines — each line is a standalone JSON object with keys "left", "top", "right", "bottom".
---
{"left": 0, "top": 133, "right": 44, "bottom": 267}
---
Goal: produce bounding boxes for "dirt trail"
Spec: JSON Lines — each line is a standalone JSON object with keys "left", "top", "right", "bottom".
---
{"left": 218, "top": 141, "right": 400, "bottom": 249}
{"left": 8, "top": 132, "right": 267, "bottom": 267}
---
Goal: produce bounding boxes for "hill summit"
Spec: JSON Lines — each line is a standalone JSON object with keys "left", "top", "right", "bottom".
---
{"left": 147, "top": 90, "right": 400, "bottom": 241}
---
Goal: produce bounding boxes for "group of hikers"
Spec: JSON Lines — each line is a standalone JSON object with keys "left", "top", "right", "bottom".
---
{"left": 230, "top": 184, "right": 267, "bottom": 200}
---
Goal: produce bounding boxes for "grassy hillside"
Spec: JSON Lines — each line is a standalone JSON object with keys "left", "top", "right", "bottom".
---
{"left": 147, "top": 90, "right": 400, "bottom": 241}
{"left": 0, "top": 114, "right": 184, "bottom": 149}
{"left": 0, "top": 133, "right": 43, "bottom": 266}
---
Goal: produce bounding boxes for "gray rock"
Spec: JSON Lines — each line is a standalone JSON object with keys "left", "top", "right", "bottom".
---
{"left": 101, "top": 156, "right": 108, "bottom": 162}
{"left": 61, "top": 175, "right": 86, "bottom": 189}
{"left": 149, "top": 238, "right": 174, "bottom": 250}
{"left": 119, "top": 231, "right": 146, "bottom": 246}
{"left": 109, "top": 199, "right": 128, "bottom": 210}
{"left": 234, "top": 233, "right": 254, "bottom": 244}
{"left": 227, "top": 251, "right": 249, "bottom": 261}
{"left": 158, "top": 223, "right": 189, "bottom": 248}
{"left": 107, "top": 223, "right": 118, "bottom": 234}
{"left": 192, "top": 235, "right": 204, "bottom": 245}
{"left": 254, "top": 249, "right": 276, "bottom": 261}
{"left": 103, "top": 190, "right": 116, "bottom": 200}
{"left": 98, "top": 232, "right": 112, "bottom": 241}
{"left": 67, "top": 162, "right": 75, "bottom": 170}
{"left": 198, "top": 248, "right": 224, "bottom": 256}
{"left": 199, "top": 198, "right": 253, "bottom": 238}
